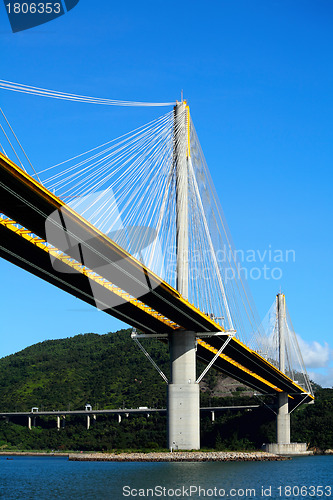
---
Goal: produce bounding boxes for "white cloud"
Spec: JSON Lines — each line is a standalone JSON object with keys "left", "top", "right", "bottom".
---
{"left": 296, "top": 335, "right": 331, "bottom": 369}
{"left": 308, "top": 368, "right": 333, "bottom": 389}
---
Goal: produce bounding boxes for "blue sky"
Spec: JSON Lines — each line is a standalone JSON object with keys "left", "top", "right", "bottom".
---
{"left": 0, "top": 0, "right": 332, "bottom": 386}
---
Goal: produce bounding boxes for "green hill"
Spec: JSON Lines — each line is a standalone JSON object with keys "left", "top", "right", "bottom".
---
{"left": 0, "top": 329, "right": 169, "bottom": 412}
{"left": 0, "top": 329, "right": 332, "bottom": 452}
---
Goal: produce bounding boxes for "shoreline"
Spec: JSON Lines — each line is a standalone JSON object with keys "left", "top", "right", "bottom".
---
{"left": 0, "top": 451, "right": 290, "bottom": 462}
{"left": 69, "top": 451, "right": 290, "bottom": 462}
{"left": 10, "top": 450, "right": 333, "bottom": 461}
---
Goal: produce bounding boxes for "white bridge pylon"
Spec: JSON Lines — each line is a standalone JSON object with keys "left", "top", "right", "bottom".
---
{"left": 262, "top": 293, "right": 313, "bottom": 454}
{"left": 168, "top": 101, "right": 233, "bottom": 450}
{"left": 260, "top": 293, "right": 313, "bottom": 398}
{"left": 129, "top": 101, "right": 237, "bottom": 450}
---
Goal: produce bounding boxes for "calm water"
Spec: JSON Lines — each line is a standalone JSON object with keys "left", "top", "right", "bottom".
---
{"left": 0, "top": 455, "right": 332, "bottom": 499}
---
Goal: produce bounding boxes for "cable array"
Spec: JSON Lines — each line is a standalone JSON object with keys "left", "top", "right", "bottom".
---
{"left": 0, "top": 80, "right": 175, "bottom": 107}
{"left": 38, "top": 108, "right": 267, "bottom": 350}
{"left": 0, "top": 107, "right": 43, "bottom": 182}
{"left": 41, "top": 111, "right": 175, "bottom": 276}
{"left": 186, "top": 118, "right": 267, "bottom": 349}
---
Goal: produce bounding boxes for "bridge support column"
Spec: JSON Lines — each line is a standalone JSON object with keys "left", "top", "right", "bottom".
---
{"left": 57, "top": 416, "right": 60, "bottom": 431}
{"left": 167, "top": 330, "right": 200, "bottom": 450}
{"left": 276, "top": 293, "right": 290, "bottom": 445}
{"left": 277, "top": 392, "right": 290, "bottom": 444}
{"left": 86, "top": 415, "right": 90, "bottom": 430}
{"left": 28, "top": 416, "right": 31, "bottom": 430}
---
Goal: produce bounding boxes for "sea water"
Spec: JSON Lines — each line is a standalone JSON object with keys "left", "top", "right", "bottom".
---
{"left": 0, "top": 455, "right": 332, "bottom": 499}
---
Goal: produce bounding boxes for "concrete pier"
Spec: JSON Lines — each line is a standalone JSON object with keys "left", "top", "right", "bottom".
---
{"left": 276, "top": 294, "right": 291, "bottom": 445}
{"left": 277, "top": 392, "right": 290, "bottom": 444}
{"left": 167, "top": 330, "right": 200, "bottom": 450}
{"left": 265, "top": 443, "right": 311, "bottom": 456}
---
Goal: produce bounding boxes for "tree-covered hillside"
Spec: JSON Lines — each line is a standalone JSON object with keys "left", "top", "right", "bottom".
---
{"left": 0, "top": 329, "right": 170, "bottom": 412}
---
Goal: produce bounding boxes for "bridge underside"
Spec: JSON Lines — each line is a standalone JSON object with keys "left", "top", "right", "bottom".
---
{"left": 0, "top": 153, "right": 313, "bottom": 409}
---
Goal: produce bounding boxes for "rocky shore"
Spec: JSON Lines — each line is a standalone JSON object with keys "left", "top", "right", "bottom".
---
{"left": 69, "top": 451, "right": 289, "bottom": 462}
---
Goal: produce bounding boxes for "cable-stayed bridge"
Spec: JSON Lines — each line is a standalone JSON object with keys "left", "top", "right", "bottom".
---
{"left": 0, "top": 83, "right": 314, "bottom": 451}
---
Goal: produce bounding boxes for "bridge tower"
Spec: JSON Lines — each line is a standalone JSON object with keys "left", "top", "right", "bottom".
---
{"left": 276, "top": 293, "right": 290, "bottom": 445}
{"left": 264, "top": 293, "right": 310, "bottom": 455}
{"left": 167, "top": 101, "right": 200, "bottom": 450}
